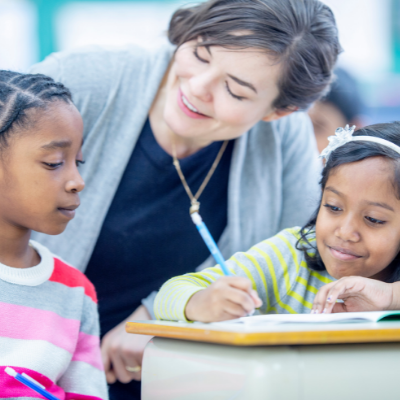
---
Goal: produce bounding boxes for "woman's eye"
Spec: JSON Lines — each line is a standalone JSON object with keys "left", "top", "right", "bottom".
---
{"left": 43, "top": 162, "right": 63, "bottom": 169}
{"left": 323, "top": 203, "right": 341, "bottom": 212}
{"left": 76, "top": 160, "right": 85, "bottom": 167}
{"left": 365, "top": 216, "right": 385, "bottom": 225}
{"left": 225, "top": 82, "right": 245, "bottom": 101}
{"left": 193, "top": 47, "right": 208, "bottom": 64}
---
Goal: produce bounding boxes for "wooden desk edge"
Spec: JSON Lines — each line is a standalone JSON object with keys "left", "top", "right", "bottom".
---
{"left": 126, "top": 321, "right": 400, "bottom": 346}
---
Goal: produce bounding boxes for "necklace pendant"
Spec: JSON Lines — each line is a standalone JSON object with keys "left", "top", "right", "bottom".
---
{"left": 190, "top": 200, "right": 200, "bottom": 215}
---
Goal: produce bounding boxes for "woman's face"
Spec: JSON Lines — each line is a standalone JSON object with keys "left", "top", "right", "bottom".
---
{"left": 162, "top": 39, "right": 288, "bottom": 142}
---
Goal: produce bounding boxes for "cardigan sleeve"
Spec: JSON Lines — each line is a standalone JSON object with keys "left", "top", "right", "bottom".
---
{"left": 28, "top": 46, "right": 144, "bottom": 142}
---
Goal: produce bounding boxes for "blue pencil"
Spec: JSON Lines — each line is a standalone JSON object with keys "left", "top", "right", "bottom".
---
{"left": 5, "top": 367, "right": 60, "bottom": 400}
{"left": 191, "top": 212, "right": 232, "bottom": 276}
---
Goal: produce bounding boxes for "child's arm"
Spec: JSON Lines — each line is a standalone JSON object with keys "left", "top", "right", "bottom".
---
{"left": 154, "top": 228, "right": 302, "bottom": 322}
{"left": 312, "top": 276, "right": 400, "bottom": 314}
{"left": 58, "top": 295, "right": 108, "bottom": 400}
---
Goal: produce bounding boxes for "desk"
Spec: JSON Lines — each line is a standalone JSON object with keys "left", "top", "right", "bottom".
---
{"left": 127, "top": 320, "right": 400, "bottom": 399}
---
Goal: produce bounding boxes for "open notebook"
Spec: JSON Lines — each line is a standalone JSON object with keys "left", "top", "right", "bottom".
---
{"left": 216, "top": 311, "right": 400, "bottom": 326}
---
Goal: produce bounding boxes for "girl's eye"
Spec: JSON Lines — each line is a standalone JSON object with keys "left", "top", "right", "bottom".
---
{"left": 323, "top": 203, "right": 342, "bottom": 212}
{"left": 193, "top": 47, "right": 208, "bottom": 64}
{"left": 43, "top": 162, "right": 63, "bottom": 169}
{"left": 225, "top": 82, "right": 245, "bottom": 101}
{"left": 76, "top": 160, "right": 85, "bottom": 167}
{"left": 365, "top": 216, "right": 386, "bottom": 225}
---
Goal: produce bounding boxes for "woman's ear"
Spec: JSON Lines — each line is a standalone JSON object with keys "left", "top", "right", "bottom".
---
{"left": 262, "top": 107, "right": 298, "bottom": 122}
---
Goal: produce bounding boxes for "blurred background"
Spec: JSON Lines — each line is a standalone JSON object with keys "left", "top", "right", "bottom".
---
{"left": 0, "top": 0, "right": 398, "bottom": 139}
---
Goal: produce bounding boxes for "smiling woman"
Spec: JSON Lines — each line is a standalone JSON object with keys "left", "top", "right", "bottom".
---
{"left": 29, "top": 0, "right": 341, "bottom": 399}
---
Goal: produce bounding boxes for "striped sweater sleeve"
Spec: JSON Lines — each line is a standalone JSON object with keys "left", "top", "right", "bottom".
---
{"left": 154, "top": 227, "right": 310, "bottom": 321}
{"left": 51, "top": 259, "right": 108, "bottom": 400}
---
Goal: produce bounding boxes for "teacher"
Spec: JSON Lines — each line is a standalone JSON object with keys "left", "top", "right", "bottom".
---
{"left": 30, "top": 0, "right": 341, "bottom": 398}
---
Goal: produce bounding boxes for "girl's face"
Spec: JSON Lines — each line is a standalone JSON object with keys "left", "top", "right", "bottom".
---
{"left": 162, "top": 39, "right": 290, "bottom": 142}
{"left": 316, "top": 157, "right": 400, "bottom": 280}
{"left": 0, "top": 102, "right": 85, "bottom": 236}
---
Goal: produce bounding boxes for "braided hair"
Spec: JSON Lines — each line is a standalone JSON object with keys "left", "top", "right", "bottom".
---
{"left": 0, "top": 70, "right": 72, "bottom": 147}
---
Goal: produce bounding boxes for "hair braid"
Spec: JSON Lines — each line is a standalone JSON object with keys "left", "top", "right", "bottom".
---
{"left": 0, "top": 70, "right": 72, "bottom": 147}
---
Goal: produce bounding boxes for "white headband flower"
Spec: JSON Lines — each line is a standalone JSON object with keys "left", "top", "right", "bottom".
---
{"left": 319, "top": 124, "right": 356, "bottom": 161}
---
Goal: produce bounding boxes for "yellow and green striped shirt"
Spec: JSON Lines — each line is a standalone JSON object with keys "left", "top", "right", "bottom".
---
{"left": 154, "top": 227, "right": 335, "bottom": 321}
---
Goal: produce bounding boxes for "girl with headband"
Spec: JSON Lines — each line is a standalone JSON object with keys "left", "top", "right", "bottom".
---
{"left": 155, "top": 122, "right": 400, "bottom": 322}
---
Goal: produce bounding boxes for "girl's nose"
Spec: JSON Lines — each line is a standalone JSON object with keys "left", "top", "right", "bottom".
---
{"left": 66, "top": 169, "right": 85, "bottom": 193}
{"left": 335, "top": 217, "right": 360, "bottom": 242}
{"left": 188, "top": 71, "right": 214, "bottom": 103}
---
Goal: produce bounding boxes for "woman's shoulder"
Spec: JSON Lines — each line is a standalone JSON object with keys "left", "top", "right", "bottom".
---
{"left": 252, "top": 112, "right": 313, "bottom": 140}
{"left": 29, "top": 43, "right": 174, "bottom": 97}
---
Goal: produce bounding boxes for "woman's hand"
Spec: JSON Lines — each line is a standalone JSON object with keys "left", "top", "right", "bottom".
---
{"left": 101, "top": 305, "right": 153, "bottom": 384}
{"left": 312, "top": 277, "right": 400, "bottom": 314}
{"left": 185, "top": 276, "right": 262, "bottom": 322}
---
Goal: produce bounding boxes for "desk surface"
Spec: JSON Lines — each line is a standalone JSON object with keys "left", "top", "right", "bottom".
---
{"left": 126, "top": 319, "right": 400, "bottom": 346}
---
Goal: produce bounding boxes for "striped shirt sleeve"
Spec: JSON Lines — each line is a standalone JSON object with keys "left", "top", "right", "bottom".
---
{"left": 154, "top": 227, "right": 308, "bottom": 321}
{"left": 52, "top": 259, "right": 108, "bottom": 400}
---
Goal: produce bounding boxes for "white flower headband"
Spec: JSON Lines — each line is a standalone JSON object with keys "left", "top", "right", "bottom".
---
{"left": 320, "top": 124, "right": 400, "bottom": 162}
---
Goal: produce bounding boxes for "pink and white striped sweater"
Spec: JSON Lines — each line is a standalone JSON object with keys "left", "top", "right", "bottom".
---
{"left": 0, "top": 241, "right": 108, "bottom": 400}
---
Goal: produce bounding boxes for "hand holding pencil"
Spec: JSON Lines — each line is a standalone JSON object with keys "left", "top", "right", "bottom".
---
{"left": 185, "top": 276, "right": 262, "bottom": 322}
{"left": 188, "top": 212, "right": 262, "bottom": 322}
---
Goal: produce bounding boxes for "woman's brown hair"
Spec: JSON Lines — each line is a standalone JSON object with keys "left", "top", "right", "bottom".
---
{"left": 168, "top": 0, "right": 342, "bottom": 111}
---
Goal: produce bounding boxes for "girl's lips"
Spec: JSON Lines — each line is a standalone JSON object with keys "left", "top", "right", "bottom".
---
{"left": 58, "top": 205, "right": 78, "bottom": 219}
{"left": 328, "top": 246, "right": 362, "bottom": 261}
{"left": 177, "top": 88, "right": 210, "bottom": 120}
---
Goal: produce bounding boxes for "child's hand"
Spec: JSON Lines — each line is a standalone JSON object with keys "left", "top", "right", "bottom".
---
{"left": 185, "top": 276, "right": 262, "bottom": 322}
{"left": 312, "top": 276, "right": 397, "bottom": 314}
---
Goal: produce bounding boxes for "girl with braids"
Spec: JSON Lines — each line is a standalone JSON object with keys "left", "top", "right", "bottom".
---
{"left": 0, "top": 71, "right": 108, "bottom": 400}
{"left": 155, "top": 122, "right": 400, "bottom": 323}
{"left": 29, "top": 0, "right": 341, "bottom": 397}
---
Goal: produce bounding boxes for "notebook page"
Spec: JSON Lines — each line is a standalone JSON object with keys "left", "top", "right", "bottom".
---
{"left": 214, "top": 311, "right": 400, "bottom": 326}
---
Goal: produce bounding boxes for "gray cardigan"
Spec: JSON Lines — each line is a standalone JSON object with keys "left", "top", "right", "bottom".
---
{"left": 29, "top": 44, "right": 321, "bottom": 307}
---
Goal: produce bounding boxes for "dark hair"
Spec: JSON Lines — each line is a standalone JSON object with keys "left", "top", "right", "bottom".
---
{"left": 297, "top": 121, "right": 400, "bottom": 282}
{"left": 0, "top": 70, "right": 72, "bottom": 148}
{"left": 168, "top": 0, "right": 342, "bottom": 111}
{"left": 322, "top": 67, "right": 364, "bottom": 123}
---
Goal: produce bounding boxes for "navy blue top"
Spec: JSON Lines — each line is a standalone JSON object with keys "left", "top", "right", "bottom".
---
{"left": 85, "top": 119, "right": 233, "bottom": 336}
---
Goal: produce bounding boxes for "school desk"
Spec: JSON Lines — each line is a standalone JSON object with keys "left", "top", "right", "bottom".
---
{"left": 126, "top": 319, "right": 400, "bottom": 400}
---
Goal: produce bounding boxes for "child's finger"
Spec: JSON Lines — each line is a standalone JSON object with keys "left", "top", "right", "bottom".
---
{"left": 250, "top": 289, "right": 263, "bottom": 308}
{"left": 224, "top": 286, "right": 256, "bottom": 314}
{"left": 222, "top": 298, "right": 250, "bottom": 318}
{"left": 226, "top": 277, "right": 262, "bottom": 308}
{"left": 227, "top": 276, "right": 253, "bottom": 293}
{"left": 311, "top": 281, "right": 336, "bottom": 314}
{"left": 313, "top": 278, "right": 357, "bottom": 314}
